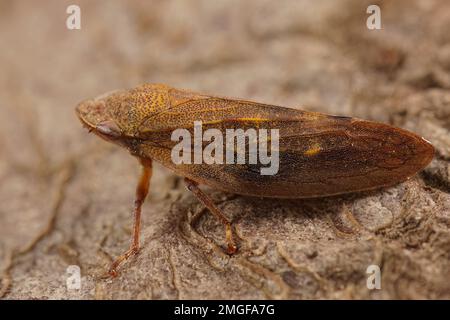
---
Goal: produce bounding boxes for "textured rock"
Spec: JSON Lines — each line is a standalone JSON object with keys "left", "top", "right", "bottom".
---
{"left": 0, "top": 0, "right": 449, "bottom": 299}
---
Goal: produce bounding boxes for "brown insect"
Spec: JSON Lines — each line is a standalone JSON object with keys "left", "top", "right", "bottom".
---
{"left": 76, "top": 83, "right": 434, "bottom": 276}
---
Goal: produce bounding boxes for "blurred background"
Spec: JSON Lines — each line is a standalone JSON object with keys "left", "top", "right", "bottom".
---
{"left": 0, "top": 0, "right": 449, "bottom": 299}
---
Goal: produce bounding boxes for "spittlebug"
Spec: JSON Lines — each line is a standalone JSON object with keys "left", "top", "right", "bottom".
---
{"left": 75, "top": 83, "right": 434, "bottom": 276}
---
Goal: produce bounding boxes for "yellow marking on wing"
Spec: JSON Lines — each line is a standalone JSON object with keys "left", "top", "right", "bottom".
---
{"left": 304, "top": 144, "right": 321, "bottom": 156}
{"left": 236, "top": 117, "right": 270, "bottom": 122}
{"left": 200, "top": 118, "right": 270, "bottom": 126}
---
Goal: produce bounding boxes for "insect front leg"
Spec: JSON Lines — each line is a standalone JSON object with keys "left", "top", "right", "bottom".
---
{"left": 108, "top": 158, "right": 153, "bottom": 277}
{"left": 184, "top": 178, "right": 237, "bottom": 254}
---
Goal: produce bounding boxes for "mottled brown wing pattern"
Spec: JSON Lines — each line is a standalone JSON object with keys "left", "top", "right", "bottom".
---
{"left": 136, "top": 91, "right": 434, "bottom": 198}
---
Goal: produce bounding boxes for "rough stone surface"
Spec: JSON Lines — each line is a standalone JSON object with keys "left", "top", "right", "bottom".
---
{"left": 0, "top": 0, "right": 449, "bottom": 299}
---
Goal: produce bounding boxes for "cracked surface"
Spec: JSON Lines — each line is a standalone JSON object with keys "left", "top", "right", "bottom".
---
{"left": 0, "top": 0, "right": 449, "bottom": 299}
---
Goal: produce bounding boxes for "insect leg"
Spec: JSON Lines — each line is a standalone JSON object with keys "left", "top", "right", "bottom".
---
{"left": 108, "top": 158, "right": 153, "bottom": 277}
{"left": 184, "top": 178, "right": 237, "bottom": 254}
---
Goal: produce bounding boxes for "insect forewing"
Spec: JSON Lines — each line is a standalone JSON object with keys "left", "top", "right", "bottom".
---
{"left": 136, "top": 89, "right": 434, "bottom": 198}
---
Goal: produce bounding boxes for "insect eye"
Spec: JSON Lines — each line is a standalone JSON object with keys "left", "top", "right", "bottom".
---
{"left": 96, "top": 120, "right": 122, "bottom": 138}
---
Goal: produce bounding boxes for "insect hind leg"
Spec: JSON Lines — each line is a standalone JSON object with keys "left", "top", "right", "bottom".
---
{"left": 184, "top": 178, "right": 237, "bottom": 254}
